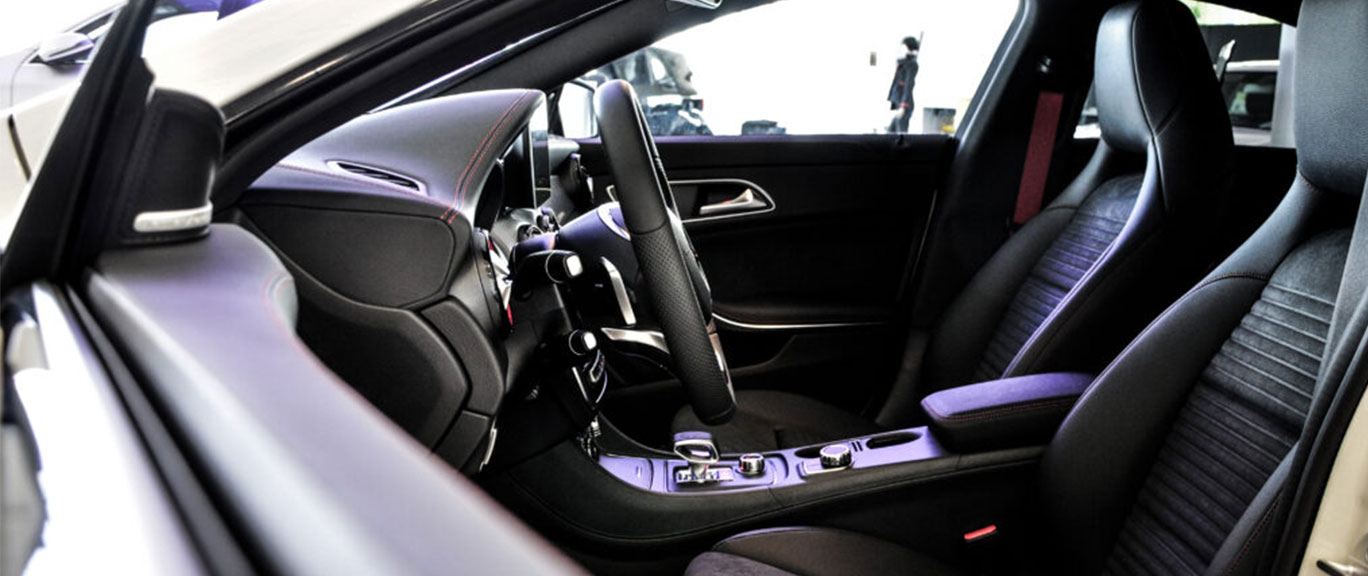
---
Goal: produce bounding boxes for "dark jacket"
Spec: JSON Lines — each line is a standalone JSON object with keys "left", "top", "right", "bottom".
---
{"left": 887, "top": 55, "right": 919, "bottom": 109}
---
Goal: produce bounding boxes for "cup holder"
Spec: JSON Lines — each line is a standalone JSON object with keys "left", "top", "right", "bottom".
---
{"left": 865, "top": 431, "right": 921, "bottom": 449}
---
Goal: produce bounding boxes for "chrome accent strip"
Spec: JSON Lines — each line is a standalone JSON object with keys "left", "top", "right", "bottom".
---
{"left": 601, "top": 258, "right": 636, "bottom": 326}
{"left": 325, "top": 160, "right": 428, "bottom": 195}
{"left": 676, "top": 179, "right": 776, "bottom": 223}
{"left": 132, "top": 203, "right": 212, "bottom": 234}
{"left": 605, "top": 179, "right": 776, "bottom": 224}
{"left": 600, "top": 327, "right": 667, "bottom": 354}
{"left": 712, "top": 312, "right": 886, "bottom": 332}
{"left": 478, "top": 425, "right": 498, "bottom": 471}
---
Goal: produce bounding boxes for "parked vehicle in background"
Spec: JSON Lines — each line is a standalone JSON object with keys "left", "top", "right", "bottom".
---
{"left": 587, "top": 47, "right": 713, "bottom": 136}
{"left": 1077, "top": 58, "right": 1281, "bottom": 146}
{"left": 1221, "top": 59, "right": 1277, "bottom": 146}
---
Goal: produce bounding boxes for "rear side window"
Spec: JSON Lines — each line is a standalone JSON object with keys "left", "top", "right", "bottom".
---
{"left": 1076, "top": 1, "right": 1292, "bottom": 148}
{"left": 565, "top": 0, "right": 1020, "bottom": 137}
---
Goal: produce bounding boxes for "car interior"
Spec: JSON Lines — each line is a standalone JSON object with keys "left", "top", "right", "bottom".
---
{"left": 15, "top": 0, "right": 1368, "bottom": 573}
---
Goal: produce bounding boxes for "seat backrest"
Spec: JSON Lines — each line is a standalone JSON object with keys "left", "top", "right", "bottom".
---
{"left": 1037, "top": 1, "right": 1368, "bottom": 574}
{"left": 908, "top": 0, "right": 1234, "bottom": 407}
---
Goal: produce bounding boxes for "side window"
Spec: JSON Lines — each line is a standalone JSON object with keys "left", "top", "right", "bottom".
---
{"left": 1076, "top": 1, "right": 1291, "bottom": 148}
{"left": 562, "top": 0, "right": 1019, "bottom": 137}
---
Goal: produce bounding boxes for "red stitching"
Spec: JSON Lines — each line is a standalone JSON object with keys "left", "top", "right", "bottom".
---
{"left": 443, "top": 93, "right": 532, "bottom": 222}
{"left": 453, "top": 92, "right": 532, "bottom": 221}
{"left": 1224, "top": 493, "right": 1282, "bottom": 576}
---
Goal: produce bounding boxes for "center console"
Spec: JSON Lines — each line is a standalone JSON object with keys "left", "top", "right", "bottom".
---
{"left": 484, "top": 370, "right": 1089, "bottom": 550}
{"left": 600, "top": 428, "right": 945, "bottom": 494}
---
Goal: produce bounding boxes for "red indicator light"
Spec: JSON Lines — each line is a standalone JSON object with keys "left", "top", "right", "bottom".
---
{"left": 963, "top": 525, "right": 997, "bottom": 542}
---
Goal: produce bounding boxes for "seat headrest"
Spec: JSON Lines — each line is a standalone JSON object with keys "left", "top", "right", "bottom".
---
{"left": 1295, "top": 0, "right": 1368, "bottom": 196}
{"left": 1094, "top": 0, "right": 1226, "bottom": 155}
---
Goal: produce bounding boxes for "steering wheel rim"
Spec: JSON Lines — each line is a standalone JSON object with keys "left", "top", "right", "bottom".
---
{"left": 594, "top": 80, "right": 736, "bottom": 425}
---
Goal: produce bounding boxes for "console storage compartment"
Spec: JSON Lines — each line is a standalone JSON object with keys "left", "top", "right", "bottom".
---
{"left": 920, "top": 372, "right": 1093, "bottom": 453}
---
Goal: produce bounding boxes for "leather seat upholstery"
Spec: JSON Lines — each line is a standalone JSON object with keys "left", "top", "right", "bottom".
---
{"left": 685, "top": 0, "right": 1368, "bottom": 574}
{"left": 677, "top": 0, "right": 1234, "bottom": 453}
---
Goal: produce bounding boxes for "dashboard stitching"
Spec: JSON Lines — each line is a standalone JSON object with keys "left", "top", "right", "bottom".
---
{"left": 444, "top": 92, "right": 533, "bottom": 223}
{"left": 274, "top": 163, "right": 447, "bottom": 208}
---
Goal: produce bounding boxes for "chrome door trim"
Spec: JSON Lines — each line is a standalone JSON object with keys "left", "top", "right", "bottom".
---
{"left": 605, "top": 178, "right": 777, "bottom": 223}
{"left": 712, "top": 312, "right": 887, "bottom": 332}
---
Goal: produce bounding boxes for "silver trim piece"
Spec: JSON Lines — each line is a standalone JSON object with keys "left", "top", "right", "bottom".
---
{"left": 675, "top": 179, "right": 776, "bottom": 223}
{"left": 132, "top": 203, "right": 212, "bottom": 234}
{"left": 604, "top": 179, "right": 777, "bottom": 224}
{"left": 601, "top": 258, "right": 637, "bottom": 326}
{"left": 600, "top": 328, "right": 668, "bottom": 354}
{"left": 698, "top": 188, "right": 767, "bottom": 217}
{"left": 325, "top": 160, "right": 428, "bottom": 195}
{"left": 479, "top": 425, "right": 498, "bottom": 471}
{"left": 712, "top": 312, "right": 886, "bottom": 332}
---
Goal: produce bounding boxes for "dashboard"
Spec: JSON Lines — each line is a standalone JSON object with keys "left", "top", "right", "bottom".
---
{"left": 237, "top": 89, "right": 619, "bottom": 473}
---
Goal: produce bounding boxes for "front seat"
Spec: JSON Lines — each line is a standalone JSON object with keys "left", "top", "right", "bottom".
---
{"left": 685, "top": 0, "right": 1368, "bottom": 574}
{"left": 676, "top": 0, "right": 1234, "bottom": 452}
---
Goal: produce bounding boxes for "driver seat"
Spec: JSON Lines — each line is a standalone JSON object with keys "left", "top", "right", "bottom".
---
{"left": 685, "top": 0, "right": 1368, "bottom": 574}
{"left": 676, "top": 0, "right": 1235, "bottom": 453}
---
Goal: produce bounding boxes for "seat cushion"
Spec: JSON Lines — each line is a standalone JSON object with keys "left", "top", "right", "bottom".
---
{"left": 673, "top": 390, "right": 882, "bottom": 453}
{"left": 684, "top": 527, "right": 960, "bottom": 576}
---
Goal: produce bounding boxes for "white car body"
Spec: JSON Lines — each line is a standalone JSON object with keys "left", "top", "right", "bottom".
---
{"left": 0, "top": 0, "right": 428, "bottom": 244}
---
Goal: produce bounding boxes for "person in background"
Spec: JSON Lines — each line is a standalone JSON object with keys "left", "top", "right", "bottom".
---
{"left": 887, "top": 36, "right": 920, "bottom": 133}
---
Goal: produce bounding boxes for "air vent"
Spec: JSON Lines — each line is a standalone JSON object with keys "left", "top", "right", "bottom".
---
{"left": 329, "top": 161, "right": 425, "bottom": 194}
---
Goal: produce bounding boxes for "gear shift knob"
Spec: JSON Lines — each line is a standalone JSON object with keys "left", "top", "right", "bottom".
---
{"left": 672, "top": 431, "right": 720, "bottom": 480}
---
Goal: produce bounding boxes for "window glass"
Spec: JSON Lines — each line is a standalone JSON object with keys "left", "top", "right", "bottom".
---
{"left": 569, "top": 0, "right": 1019, "bottom": 137}
{"left": 1076, "top": 1, "right": 1290, "bottom": 148}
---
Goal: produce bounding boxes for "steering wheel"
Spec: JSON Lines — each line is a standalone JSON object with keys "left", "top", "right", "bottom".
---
{"left": 594, "top": 80, "right": 736, "bottom": 425}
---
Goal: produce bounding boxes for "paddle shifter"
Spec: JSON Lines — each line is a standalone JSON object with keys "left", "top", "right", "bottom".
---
{"left": 672, "top": 431, "right": 734, "bottom": 484}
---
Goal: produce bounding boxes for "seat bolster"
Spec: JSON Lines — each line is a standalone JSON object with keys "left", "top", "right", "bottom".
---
{"left": 1204, "top": 454, "right": 1294, "bottom": 576}
{"left": 918, "top": 207, "right": 1076, "bottom": 391}
{"left": 914, "top": 141, "right": 1138, "bottom": 402}
{"left": 687, "top": 527, "right": 959, "bottom": 576}
{"left": 1002, "top": 169, "right": 1168, "bottom": 378}
{"left": 1038, "top": 273, "right": 1270, "bottom": 574}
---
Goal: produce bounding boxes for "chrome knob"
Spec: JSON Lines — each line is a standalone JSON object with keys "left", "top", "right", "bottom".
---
{"left": 819, "top": 444, "right": 852, "bottom": 469}
{"left": 738, "top": 453, "right": 765, "bottom": 476}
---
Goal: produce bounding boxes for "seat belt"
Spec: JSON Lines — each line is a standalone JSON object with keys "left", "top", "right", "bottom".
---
{"left": 1012, "top": 89, "right": 1065, "bottom": 225}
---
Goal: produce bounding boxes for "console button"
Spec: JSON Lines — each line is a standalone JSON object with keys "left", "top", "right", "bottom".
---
{"left": 819, "top": 444, "right": 853, "bottom": 469}
{"left": 738, "top": 453, "right": 766, "bottom": 476}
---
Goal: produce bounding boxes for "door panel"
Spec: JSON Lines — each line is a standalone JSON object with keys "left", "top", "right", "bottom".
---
{"left": 581, "top": 133, "right": 954, "bottom": 433}
{"left": 582, "top": 133, "right": 952, "bottom": 325}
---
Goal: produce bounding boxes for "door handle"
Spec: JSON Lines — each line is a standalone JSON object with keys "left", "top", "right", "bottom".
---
{"left": 698, "top": 188, "right": 768, "bottom": 217}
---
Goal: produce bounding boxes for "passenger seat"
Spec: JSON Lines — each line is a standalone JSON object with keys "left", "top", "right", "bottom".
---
{"left": 676, "top": 0, "right": 1235, "bottom": 452}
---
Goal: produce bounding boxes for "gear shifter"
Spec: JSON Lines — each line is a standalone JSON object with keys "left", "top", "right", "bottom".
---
{"left": 672, "top": 431, "right": 733, "bottom": 484}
